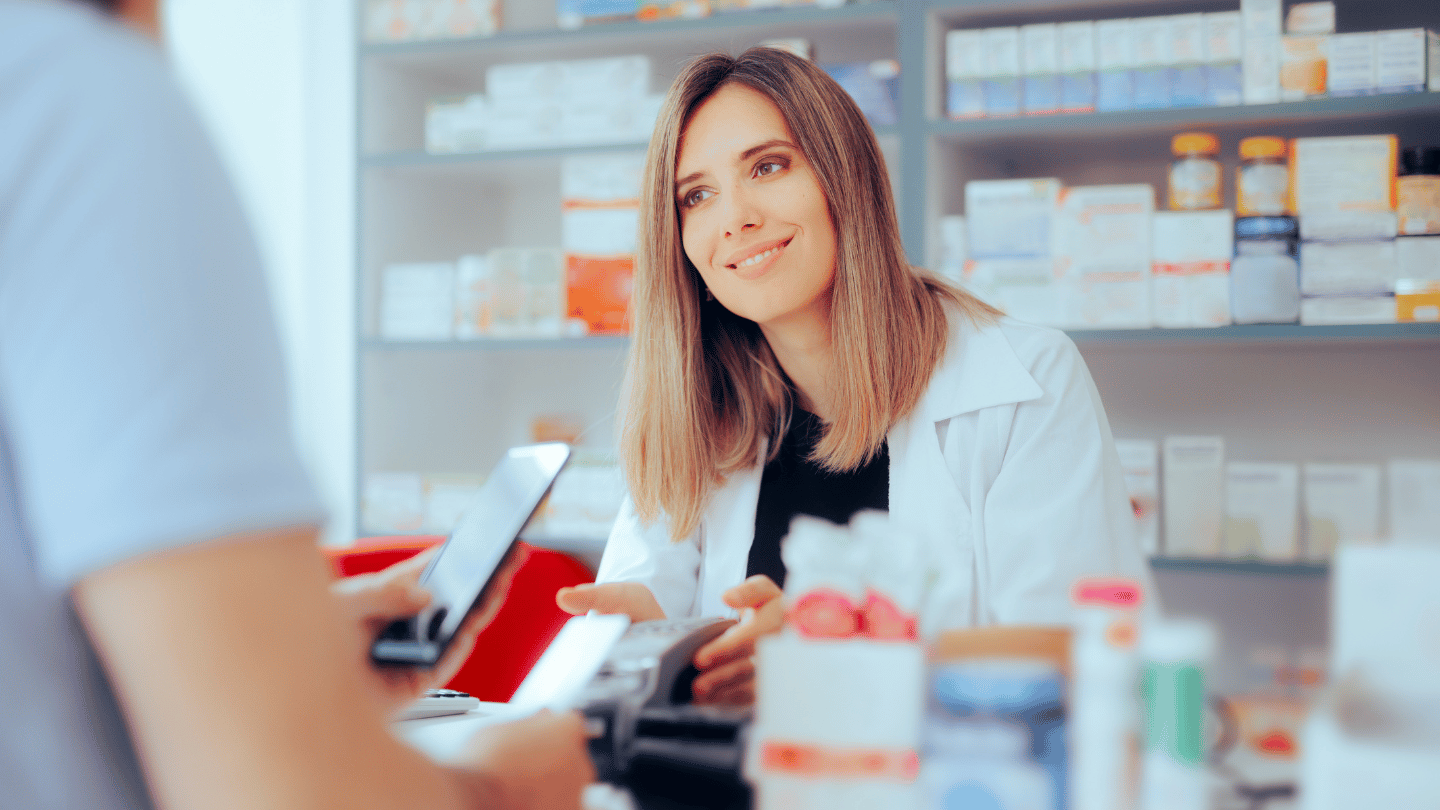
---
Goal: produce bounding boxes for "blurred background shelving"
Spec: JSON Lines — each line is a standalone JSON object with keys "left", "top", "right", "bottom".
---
{"left": 356, "top": 0, "right": 1440, "bottom": 690}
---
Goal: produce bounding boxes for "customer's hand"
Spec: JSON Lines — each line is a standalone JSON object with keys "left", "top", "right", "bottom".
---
{"left": 333, "top": 547, "right": 520, "bottom": 717}
{"left": 555, "top": 581, "right": 665, "bottom": 622}
{"left": 455, "top": 709, "right": 595, "bottom": 810}
{"left": 690, "top": 575, "right": 785, "bottom": 706}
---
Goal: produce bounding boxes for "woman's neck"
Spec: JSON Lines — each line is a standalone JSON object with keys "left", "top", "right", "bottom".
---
{"left": 758, "top": 299, "right": 835, "bottom": 423}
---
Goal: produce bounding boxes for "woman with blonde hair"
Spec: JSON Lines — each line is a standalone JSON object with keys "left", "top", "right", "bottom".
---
{"left": 558, "top": 48, "right": 1147, "bottom": 704}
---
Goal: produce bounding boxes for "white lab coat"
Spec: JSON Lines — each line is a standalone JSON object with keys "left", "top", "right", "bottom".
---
{"left": 595, "top": 314, "right": 1151, "bottom": 626}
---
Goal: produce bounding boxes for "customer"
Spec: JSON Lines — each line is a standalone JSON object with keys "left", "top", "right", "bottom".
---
{"left": 559, "top": 47, "right": 1149, "bottom": 705}
{"left": 0, "top": 1, "right": 591, "bottom": 808}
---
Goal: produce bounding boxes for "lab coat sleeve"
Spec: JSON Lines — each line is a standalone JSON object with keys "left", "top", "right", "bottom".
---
{"left": 594, "top": 495, "right": 702, "bottom": 620}
{"left": 980, "top": 335, "right": 1150, "bottom": 625}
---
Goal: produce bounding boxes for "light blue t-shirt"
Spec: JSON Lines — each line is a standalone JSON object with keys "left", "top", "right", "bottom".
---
{"left": 0, "top": 2, "right": 325, "bottom": 806}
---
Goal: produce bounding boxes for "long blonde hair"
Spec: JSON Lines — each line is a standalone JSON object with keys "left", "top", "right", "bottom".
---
{"left": 622, "top": 47, "right": 998, "bottom": 540}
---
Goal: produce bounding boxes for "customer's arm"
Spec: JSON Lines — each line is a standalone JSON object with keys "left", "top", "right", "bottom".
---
{"left": 74, "top": 526, "right": 592, "bottom": 810}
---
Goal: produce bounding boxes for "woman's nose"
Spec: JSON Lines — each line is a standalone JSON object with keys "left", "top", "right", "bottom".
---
{"left": 721, "top": 186, "right": 762, "bottom": 237}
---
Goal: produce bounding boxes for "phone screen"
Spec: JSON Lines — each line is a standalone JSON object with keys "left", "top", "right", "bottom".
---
{"left": 373, "top": 442, "right": 570, "bottom": 666}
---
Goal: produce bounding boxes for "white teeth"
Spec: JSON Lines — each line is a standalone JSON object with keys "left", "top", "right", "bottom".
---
{"left": 739, "top": 246, "right": 779, "bottom": 268}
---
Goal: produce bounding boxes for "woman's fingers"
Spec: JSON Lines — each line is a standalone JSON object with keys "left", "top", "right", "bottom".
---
{"left": 721, "top": 575, "right": 783, "bottom": 610}
{"left": 691, "top": 654, "right": 755, "bottom": 704}
{"left": 554, "top": 582, "right": 666, "bottom": 622}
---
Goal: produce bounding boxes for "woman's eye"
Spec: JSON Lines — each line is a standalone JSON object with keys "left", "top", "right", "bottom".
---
{"left": 755, "top": 159, "right": 785, "bottom": 177}
{"left": 682, "top": 188, "right": 713, "bottom": 208}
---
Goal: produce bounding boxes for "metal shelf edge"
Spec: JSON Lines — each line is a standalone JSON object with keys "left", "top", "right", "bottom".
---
{"left": 1149, "top": 557, "right": 1330, "bottom": 576}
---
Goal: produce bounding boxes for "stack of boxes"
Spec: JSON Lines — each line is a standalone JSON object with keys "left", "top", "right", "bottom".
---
{"left": 947, "top": 1, "right": 1438, "bottom": 120}
{"left": 1293, "top": 135, "right": 1401, "bottom": 324}
{"left": 561, "top": 153, "right": 643, "bottom": 336}
{"left": 1124, "top": 437, "right": 1436, "bottom": 563}
{"left": 426, "top": 56, "right": 661, "bottom": 154}
{"left": 363, "top": 0, "right": 499, "bottom": 43}
{"left": 960, "top": 179, "right": 1063, "bottom": 326}
{"left": 556, "top": 0, "right": 845, "bottom": 29}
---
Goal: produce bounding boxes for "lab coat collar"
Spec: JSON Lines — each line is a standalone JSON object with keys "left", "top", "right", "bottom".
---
{"left": 921, "top": 315, "right": 1044, "bottom": 424}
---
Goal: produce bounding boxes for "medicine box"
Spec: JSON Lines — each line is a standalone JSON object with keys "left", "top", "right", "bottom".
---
{"left": 1299, "top": 240, "right": 1398, "bottom": 295}
{"left": 1285, "top": 2, "right": 1334, "bottom": 35}
{"left": 962, "top": 258, "right": 1066, "bottom": 328}
{"left": 1374, "top": 29, "right": 1432, "bottom": 93}
{"left": 1302, "top": 463, "right": 1380, "bottom": 561}
{"left": 1058, "top": 184, "right": 1154, "bottom": 328}
{"left": 823, "top": 60, "right": 901, "bottom": 126}
{"left": 1280, "top": 34, "right": 1328, "bottom": 100}
{"left": 1388, "top": 459, "right": 1440, "bottom": 544}
{"left": 1243, "top": 35, "right": 1282, "bottom": 104}
{"left": 964, "top": 178, "right": 1060, "bottom": 259}
{"left": 1327, "top": 33, "right": 1376, "bottom": 96}
{"left": 380, "top": 262, "right": 456, "bottom": 341}
{"left": 1203, "top": 11, "right": 1243, "bottom": 106}
{"left": 946, "top": 29, "right": 986, "bottom": 119}
{"left": 425, "top": 94, "right": 489, "bottom": 153}
{"left": 1170, "top": 13, "right": 1207, "bottom": 107}
{"left": 1241, "top": 0, "right": 1282, "bottom": 38}
{"left": 556, "top": 0, "right": 637, "bottom": 29}
{"left": 1299, "top": 211, "right": 1398, "bottom": 242}
{"left": 1059, "top": 21, "right": 1098, "bottom": 112}
{"left": 1115, "top": 439, "right": 1160, "bottom": 556}
{"left": 364, "top": 0, "right": 500, "bottom": 43}
{"left": 454, "top": 254, "right": 492, "bottom": 338}
{"left": 1021, "top": 23, "right": 1061, "bottom": 114}
{"left": 1096, "top": 18, "right": 1135, "bottom": 111}
{"left": 982, "top": 27, "right": 1022, "bottom": 117}
{"left": 1130, "top": 16, "right": 1172, "bottom": 109}
{"left": 1224, "top": 462, "right": 1300, "bottom": 561}
{"left": 1395, "top": 279, "right": 1440, "bottom": 322}
{"left": 1163, "top": 436, "right": 1226, "bottom": 557}
{"left": 1290, "top": 135, "right": 1398, "bottom": 215}
{"left": 1299, "top": 295, "right": 1397, "bottom": 325}
{"left": 1152, "top": 211, "right": 1234, "bottom": 328}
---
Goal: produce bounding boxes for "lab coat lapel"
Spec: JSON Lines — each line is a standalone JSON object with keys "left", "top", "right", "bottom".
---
{"left": 697, "top": 454, "right": 765, "bottom": 618}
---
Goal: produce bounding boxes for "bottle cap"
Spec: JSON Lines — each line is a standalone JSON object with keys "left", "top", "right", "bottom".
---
{"left": 1400, "top": 146, "right": 1440, "bottom": 176}
{"left": 1240, "top": 136, "right": 1287, "bottom": 160}
{"left": 1235, "top": 215, "right": 1299, "bottom": 241}
{"left": 1173, "top": 132, "right": 1219, "bottom": 156}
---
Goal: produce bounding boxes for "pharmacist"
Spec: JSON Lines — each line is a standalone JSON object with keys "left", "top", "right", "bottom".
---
{"left": 558, "top": 49, "right": 1149, "bottom": 704}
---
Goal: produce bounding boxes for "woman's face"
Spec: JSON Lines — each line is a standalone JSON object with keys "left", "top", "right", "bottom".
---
{"left": 674, "top": 83, "right": 837, "bottom": 331}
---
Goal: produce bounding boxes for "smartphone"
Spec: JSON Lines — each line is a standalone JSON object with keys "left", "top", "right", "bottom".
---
{"left": 370, "top": 442, "right": 571, "bottom": 667}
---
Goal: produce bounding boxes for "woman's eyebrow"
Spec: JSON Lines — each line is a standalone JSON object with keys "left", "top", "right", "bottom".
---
{"left": 674, "top": 139, "right": 799, "bottom": 192}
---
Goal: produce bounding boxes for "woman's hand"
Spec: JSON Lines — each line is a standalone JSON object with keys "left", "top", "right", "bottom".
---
{"left": 690, "top": 575, "right": 785, "bottom": 706}
{"left": 554, "top": 582, "right": 666, "bottom": 622}
{"left": 333, "top": 547, "right": 520, "bottom": 717}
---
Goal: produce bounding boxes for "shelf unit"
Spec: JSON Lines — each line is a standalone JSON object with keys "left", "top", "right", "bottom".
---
{"left": 356, "top": 1, "right": 1438, "bottom": 674}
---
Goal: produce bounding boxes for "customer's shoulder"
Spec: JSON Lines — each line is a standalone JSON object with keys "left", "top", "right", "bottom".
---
{"left": 0, "top": 0, "right": 169, "bottom": 104}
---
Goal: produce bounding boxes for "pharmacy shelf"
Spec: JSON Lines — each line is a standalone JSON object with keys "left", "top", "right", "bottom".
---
{"left": 363, "top": 123, "right": 902, "bottom": 169}
{"left": 363, "top": 336, "right": 631, "bottom": 351}
{"left": 927, "top": 92, "right": 1440, "bottom": 143}
{"left": 1068, "top": 322, "right": 1440, "bottom": 345}
{"left": 1149, "top": 557, "right": 1330, "bottom": 577}
{"left": 360, "top": 3, "right": 898, "bottom": 59}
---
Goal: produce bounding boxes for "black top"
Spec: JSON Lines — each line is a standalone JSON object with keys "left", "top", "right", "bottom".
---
{"left": 746, "top": 407, "right": 889, "bottom": 589}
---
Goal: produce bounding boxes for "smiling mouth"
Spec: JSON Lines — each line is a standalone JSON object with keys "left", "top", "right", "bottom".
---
{"left": 727, "top": 238, "right": 792, "bottom": 270}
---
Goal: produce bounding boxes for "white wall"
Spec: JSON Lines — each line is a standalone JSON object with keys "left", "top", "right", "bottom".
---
{"left": 164, "top": 0, "right": 357, "bottom": 545}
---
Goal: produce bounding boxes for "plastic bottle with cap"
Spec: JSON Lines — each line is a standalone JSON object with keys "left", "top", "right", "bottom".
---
{"left": 1138, "top": 619, "right": 1216, "bottom": 810}
{"left": 1231, "top": 216, "right": 1300, "bottom": 324}
{"left": 1168, "top": 132, "right": 1222, "bottom": 210}
{"left": 1236, "top": 137, "right": 1289, "bottom": 216}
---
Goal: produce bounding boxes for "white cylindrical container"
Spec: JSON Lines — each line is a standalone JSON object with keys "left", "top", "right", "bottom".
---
{"left": 1139, "top": 620, "right": 1216, "bottom": 810}
{"left": 1230, "top": 239, "right": 1300, "bottom": 324}
{"left": 1070, "top": 607, "right": 1140, "bottom": 810}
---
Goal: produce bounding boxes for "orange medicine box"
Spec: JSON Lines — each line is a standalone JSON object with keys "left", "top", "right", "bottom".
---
{"left": 1396, "top": 279, "right": 1440, "bottom": 322}
{"left": 565, "top": 255, "right": 633, "bottom": 335}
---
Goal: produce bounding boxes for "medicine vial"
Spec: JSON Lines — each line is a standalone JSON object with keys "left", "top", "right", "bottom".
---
{"left": 1397, "top": 145, "right": 1440, "bottom": 236}
{"left": 1236, "top": 136, "right": 1289, "bottom": 216}
{"left": 1168, "top": 132, "right": 1222, "bottom": 210}
{"left": 1230, "top": 216, "right": 1300, "bottom": 324}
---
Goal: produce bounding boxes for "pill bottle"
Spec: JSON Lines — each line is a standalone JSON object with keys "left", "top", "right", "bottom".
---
{"left": 1397, "top": 146, "right": 1440, "bottom": 235}
{"left": 1230, "top": 216, "right": 1300, "bottom": 324}
{"left": 1236, "top": 136, "right": 1289, "bottom": 216}
{"left": 1169, "top": 132, "right": 1222, "bottom": 210}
